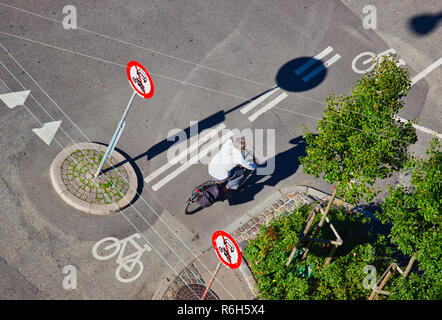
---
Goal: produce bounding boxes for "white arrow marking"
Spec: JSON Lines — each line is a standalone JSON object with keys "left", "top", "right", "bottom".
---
{"left": 0, "top": 90, "right": 30, "bottom": 109}
{"left": 32, "top": 120, "right": 62, "bottom": 146}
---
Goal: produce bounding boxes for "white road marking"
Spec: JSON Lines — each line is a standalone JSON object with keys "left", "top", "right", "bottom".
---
{"left": 92, "top": 233, "right": 151, "bottom": 283}
{"left": 240, "top": 87, "right": 280, "bottom": 115}
{"left": 353, "top": 48, "right": 406, "bottom": 74}
{"left": 411, "top": 58, "right": 442, "bottom": 86}
{"left": 293, "top": 46, "right": 341, "bottom": 82}
{"left": 152, "top": 130, "right": 233, "bottom": 191}
{"left": 302, "top": 54, "right": 342, "bottom": 82}
{"left": 394, "top": 116, "right": 441, "bottom": 139}
{"left": 0, "top": 90, "right": 30, "bottom": 109}
{"left": 32, "top": 120, "right": 62, "bottom": 146}
{"left": 294, "top": 46, "right": 334, "bottom": 75}
{"left": 248, "top": 92, "right": 289, "bottom": 122}
{"left": 144, "top": 123, "right": 226, "bottom": 184}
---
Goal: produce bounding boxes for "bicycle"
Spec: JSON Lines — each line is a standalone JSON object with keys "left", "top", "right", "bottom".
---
{"left": 184, "top": 150, "right": 257, "bottom": 215}
{"left": 92, "top": 233, "right": 151, "bottom": 283}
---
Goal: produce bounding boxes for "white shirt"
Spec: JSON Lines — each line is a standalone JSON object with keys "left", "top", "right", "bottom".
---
{"left": 208, "top": 138, "right": 256, "bottom": 180}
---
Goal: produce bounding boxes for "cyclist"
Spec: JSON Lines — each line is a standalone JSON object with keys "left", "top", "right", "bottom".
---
{"left": 208, "top": 136, "right": 257, "bottom": 196}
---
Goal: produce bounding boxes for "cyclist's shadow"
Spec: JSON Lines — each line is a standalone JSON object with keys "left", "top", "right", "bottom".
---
{"left": 226, "top": 135, "right": 308, "bottom": 206}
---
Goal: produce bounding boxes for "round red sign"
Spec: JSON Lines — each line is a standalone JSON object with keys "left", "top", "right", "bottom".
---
{"left": 126, "top": 61, "right": 154, "bottom": 99}
{"left": 212, "top": 230, "right": 241, "bottom": 269}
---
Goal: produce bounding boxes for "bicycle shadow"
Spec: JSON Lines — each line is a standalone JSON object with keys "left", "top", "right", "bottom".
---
{"left": 227, "top": 135, "right": 310, "bottom": 206}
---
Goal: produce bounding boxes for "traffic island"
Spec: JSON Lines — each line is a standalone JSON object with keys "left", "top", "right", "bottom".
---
{"left": 50, "top": 142, "right": 138, "bottom": 215}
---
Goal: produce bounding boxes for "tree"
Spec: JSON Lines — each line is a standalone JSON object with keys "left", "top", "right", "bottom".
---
{"left": 296, "top": 55, "right": 417, "bottom": 259}
{"left": 245, "top": 205, "right": 393, "bottom": 300}
{"left": 378, "top": 138, "right": 441, "bottom": 299}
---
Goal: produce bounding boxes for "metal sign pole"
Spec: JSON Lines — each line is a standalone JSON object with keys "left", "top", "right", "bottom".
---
{"left": 201, "top": 261, "right": 222, "bottom": 300}
{"left": 94, "top": 91, "right": 137, "bottom": 177}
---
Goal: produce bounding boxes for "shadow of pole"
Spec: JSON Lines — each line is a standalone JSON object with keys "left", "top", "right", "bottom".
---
{"left": 99, "top": 56, "right": 327, "bottom": 192}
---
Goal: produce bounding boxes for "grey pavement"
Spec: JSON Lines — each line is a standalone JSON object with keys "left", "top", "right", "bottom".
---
{"left": 0, "top": 0, "right": 440, "bottom": 299}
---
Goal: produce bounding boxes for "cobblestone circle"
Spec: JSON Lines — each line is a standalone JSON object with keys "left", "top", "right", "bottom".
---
{"left": 60, "top": 149, "right": 130, "bottom": 205}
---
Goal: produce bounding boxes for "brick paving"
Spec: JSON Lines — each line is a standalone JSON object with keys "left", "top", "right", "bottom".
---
{"left": 231, "top": 191, "right": 318, "bottom": 242}
{"left": 60, "top": 149, "right": 130, "bottom": 205}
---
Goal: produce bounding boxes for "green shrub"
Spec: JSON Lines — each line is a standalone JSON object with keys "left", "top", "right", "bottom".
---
{"left": 244, "top": 205, "right": 393, "bottom": 300}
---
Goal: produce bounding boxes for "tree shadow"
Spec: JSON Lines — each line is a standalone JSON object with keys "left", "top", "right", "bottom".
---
{"left": 408, "top": 11, "right": 442, "bottom": 35}
{"left": 307, "top": 202, "right": 392, "bottom": 259}
{"left": 227, "top": 135, "right": 309, "bottom": 206}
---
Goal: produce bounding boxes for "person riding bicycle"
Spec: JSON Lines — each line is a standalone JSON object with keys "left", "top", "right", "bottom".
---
{"left": 208, "top": 136, "right": 257, "bottom": 196}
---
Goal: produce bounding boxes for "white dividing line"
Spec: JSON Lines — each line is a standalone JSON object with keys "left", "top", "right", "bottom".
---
{"left": 240, "top": 87, "right": 280, "bottom": 115}
{"left": 144, "top": 123, "right": 226, "bottom": 184}
{"left": 294, "top": 46, "right": 334, "bottom": 75}
{"left": 411, "top": 58, "right": 442, "bottom": 86}
{"left": 248, "top": 92, "right": 288, "bottom": 122}
{"left": 394, "top": 116, "right": 441, "bottom": 139}
{"left": 302, "top": 54, "right": 341, "bottom": 82}
{"left": 152, "top": 131, "right": 234, "bottom": 191}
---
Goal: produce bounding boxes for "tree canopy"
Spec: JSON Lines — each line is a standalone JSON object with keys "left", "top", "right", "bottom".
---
{"left": 300, "top": 55, "right": 417, "bottom": 204}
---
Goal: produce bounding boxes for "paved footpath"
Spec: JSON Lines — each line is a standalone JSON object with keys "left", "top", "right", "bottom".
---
{"left": 155, "top": 185, "right": 358, "bottom": 300}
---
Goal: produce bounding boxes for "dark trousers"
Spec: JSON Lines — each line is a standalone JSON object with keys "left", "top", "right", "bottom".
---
{"left": 226, "top": 166, "right": 245, "bottom": 190}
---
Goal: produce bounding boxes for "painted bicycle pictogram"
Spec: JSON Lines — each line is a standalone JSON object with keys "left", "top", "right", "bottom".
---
{"left": 92, "top": 233, "right": 152, "bottom": 283}
{"left": 351, "top": 48, "right": 405, "bottom": 74}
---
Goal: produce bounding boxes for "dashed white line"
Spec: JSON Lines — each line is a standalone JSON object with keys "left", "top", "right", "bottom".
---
{"left": 144, "top": 123, "right": 226, "bottom": 184}
{"left": 248, "top": 92, "right": 289, "bottom": 122}
{"left": 302, "top": 53, "right": 341, "bottom": 82}
{"left": 240, "top": 87, "right": 280, "bottom": 115}
{"left": 294, "top": 46, "right": 334, "bottom": 75}
{"left": 152, "top": 130, "right": 234, "bottom": 191}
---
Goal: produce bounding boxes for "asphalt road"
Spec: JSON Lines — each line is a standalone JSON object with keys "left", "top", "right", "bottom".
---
{"left": 0, "top": 0, "right": 440, "bottom": 299}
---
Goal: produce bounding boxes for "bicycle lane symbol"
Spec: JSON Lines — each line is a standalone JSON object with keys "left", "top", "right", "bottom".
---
{"left": 92, "top": 233, "right": 152, "bottom": 283}
{"left": 352, "top": 48, "right": 406, "bottom": 74}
